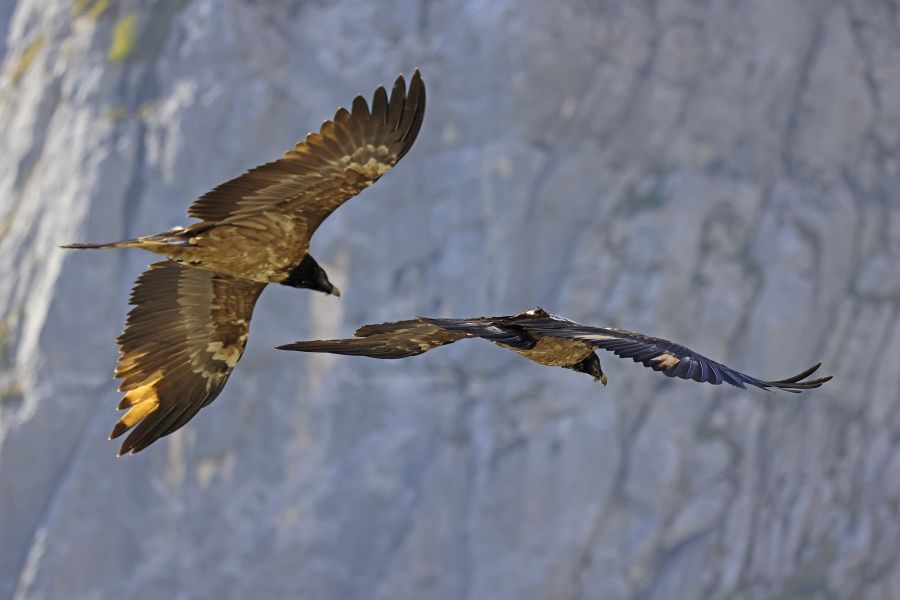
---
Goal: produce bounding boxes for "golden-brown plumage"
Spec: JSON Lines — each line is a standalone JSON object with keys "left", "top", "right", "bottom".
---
{"left": 64, "top": 70, "right": 425, "bottom": 284}
{"left": 505, "top": 336, "right": 595, "bottom": 367}
{"left": 64, "top": 72, "right": 427, "bottom": 454}
{"left": 111, "top": 261, "right": 264, "bottom": 455}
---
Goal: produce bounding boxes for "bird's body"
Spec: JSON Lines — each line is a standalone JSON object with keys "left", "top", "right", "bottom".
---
{"left": 506, "top": 335, "right": 595, "bottom": 367}
{"left": 64, "top": 71, "right": 426, "bottom": 455}
{"left": 279, "top": 307, "right": 832, "bottom": 393}
{"left": 82, "top": 216, "right": 311, "bottom": 284}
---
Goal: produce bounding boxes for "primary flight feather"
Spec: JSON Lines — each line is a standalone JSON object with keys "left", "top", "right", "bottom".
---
{"left": 64, "top": 71, "right": 426, "bottom": 455}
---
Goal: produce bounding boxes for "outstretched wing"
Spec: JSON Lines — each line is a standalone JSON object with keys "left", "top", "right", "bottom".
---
{"left": 277, "top": 319, "right": 466, "bottom": 358}
{"left": 414, "top": 316, "right": 537, "bottom": 349}
{"left": 113, "top": 261, "right": 265, "bottom": 455}
{"left": 522, "top": 318, "right": 831, "bottom": 392}
{"left": 187, "top": 70, "right": 425, "bottom": 239}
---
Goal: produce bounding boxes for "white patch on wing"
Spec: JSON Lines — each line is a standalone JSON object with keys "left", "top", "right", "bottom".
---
{"left": 342, "top": 145, "right": 393, "bottom": 180}
{"left": 348, "top": 156, "right": 392, "bottom": 179}
{"left": 583, "top": 334, "right": 615, "bottom": 341}
{"left": 207, "top": 341, "right": 242, "bottom": 368}
{"left": 652, "top": 353, "right": 680, "bottom": 369}
{"left": 411, "top": 337, "right": 432, "bottom": 351}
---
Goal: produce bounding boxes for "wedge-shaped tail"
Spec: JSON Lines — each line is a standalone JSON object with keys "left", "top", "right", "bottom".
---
{"left": 61, "top": 226, "right": 198, "bottom": 250}
{"left": 61, "top": 239, "right": 140, "bottom": 249}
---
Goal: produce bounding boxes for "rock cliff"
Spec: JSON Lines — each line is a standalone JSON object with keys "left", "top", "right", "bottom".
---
{"left": 1, "top": 1, "right": 898, "bottom": 598}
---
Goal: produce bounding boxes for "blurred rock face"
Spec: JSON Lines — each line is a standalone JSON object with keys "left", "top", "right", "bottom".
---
{"left": 1, "top": 0, "right": 898, "bottom": 598}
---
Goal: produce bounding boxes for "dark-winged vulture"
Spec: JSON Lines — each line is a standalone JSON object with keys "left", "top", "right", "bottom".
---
{"left": 63, "top": 71, "right": 425, "bottom": 455}
{"left": 278, "top": 307, "right": 831, "bottom": 392}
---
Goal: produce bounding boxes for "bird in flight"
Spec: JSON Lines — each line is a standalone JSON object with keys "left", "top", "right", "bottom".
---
{"left": 278, "top": 307, "right": 831, "bottom": 392}
{"left": 63, "top": 71, "right": 426, "bottom": 455}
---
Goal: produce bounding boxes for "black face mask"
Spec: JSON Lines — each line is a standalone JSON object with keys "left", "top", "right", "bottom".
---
{"left": 281, "top": 254, "right": 340, "bottom": 297}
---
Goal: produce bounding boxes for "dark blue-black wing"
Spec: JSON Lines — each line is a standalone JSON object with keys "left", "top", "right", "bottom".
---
{"left": 522, "top": 318, "right": 831, "bottom": 393}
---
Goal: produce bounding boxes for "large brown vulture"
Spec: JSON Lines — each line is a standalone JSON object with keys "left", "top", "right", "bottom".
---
{"left": 63, "top": 71, "right": 425, "bottom": 455}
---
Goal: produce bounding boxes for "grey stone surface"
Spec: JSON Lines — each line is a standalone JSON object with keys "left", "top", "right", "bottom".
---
{"left": 1, "top": 0, "right": 899, "bottom": 598}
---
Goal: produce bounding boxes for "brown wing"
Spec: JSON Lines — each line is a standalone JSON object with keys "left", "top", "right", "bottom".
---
{"left": 112, "top": 261, "right": 265, "bottom": 455}
{"left": 521, "top": 317, "right": 831, "bottom": 392}
{"left": 187, "top": 70, "right": 425, "bottom": 240}
{"left": 276, "top": 319, "right": 466, "bottom": 358}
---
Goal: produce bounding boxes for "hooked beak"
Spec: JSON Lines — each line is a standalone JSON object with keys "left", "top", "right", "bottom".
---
{"left": 329, "top": 285, "right": 341, "bottom": 298}
{"left": 597, "top": 374, "right": 608, "bottom": 386}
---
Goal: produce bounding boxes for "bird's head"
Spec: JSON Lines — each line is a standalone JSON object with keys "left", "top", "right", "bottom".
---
{"left": 281, "top": 254, "right": 341, "bottom": 297}
{"left": 566, "top": 352, "right": 607, "bottom": 385}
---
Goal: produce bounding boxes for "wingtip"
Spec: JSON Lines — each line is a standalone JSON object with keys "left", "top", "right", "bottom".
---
{"left": 393, "top": 68, "right": 424, "bottom": 90}
{"left": 774, "top": 362, "right": 823, "bottom": 385}
{"left": 109, "top": 422, "right": 129, "bottom": 440}
{"left": 410, "top": 69, "right": 425, "bottom": 94}
{"left": 767, "top": 366, "right": 833, "bottom": 392}
{"left": 116, "top": 440, "right": 144, "bottom": 457}
{"left": 113, "top": 436, "right": 131, "bottom": 456}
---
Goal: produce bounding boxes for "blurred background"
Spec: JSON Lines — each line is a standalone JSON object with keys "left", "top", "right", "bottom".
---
{"left": 1, "top": 0, "right": 899, "bottom": 598}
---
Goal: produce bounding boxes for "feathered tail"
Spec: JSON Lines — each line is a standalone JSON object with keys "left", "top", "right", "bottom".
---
{"left": 61, "top": 228, "right": 195, "bottom": 250}
{"left": 60, "top": 239, "right": 142, "bottom": 249}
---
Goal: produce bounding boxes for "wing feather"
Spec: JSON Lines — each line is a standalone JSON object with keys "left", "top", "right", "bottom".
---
{"left": 277, "top": 319, "right": 465, "bottom": 359}
{"left": 186, "top": 71, "right": 426, "bottom": 241}
{"left": 112, "top": 261, "right": 265, "bottom": 455}
{"left": 521, "top": 318, "right": 831, "bottom": 392}
{"left": 415, "top": 316, "right": 537, "bottom": 349}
